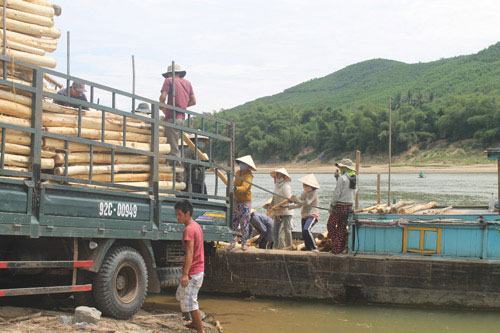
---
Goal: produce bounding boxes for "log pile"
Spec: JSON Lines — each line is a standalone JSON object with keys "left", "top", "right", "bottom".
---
{"left": 0, "top": 1, "right": 186, "bottom": 191}
{"left": 357, "top": 201, "right": 439, "bottom": 215}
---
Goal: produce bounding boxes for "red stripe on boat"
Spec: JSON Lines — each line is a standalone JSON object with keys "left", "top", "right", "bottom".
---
{"left": 0, "top": 290, "right": 5, "bottom": 297}
{"left": 0, "top": 262, "right": 8, "bottom": 269}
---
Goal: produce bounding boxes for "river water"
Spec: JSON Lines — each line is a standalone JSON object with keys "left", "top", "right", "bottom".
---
{"left": 199, "top": 172, "right": 500, "bottom": 332}
{"left": 207, "top": 172, "right": 497, "bottom": 230}
{"left": 149, "top": 294, "right": 500, "bottom": 333}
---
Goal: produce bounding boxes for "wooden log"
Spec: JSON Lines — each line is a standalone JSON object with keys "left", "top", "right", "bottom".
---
{"left": 0, "top": 113, "right": 31, "bottom": 127}
{"left": 400, "top": 202, "right": 438, "bottom": 214}
{"left": 54, "top": 152, "right": 150, "bottom": 165}
{"left": 0, "top": 15, "right": 60, "bottom": 38}
{"left": 54, "top": 164, "right": 182, "bottom": 176}
{"left": 72, "top": 173, "right": 174, "bottom": 182}
{"left": 4, "top": 48, "right": 56, "bottom": 68}
{"left": 390, "top": 200, "right": 414, "bottom": 213}
{"left": 0, "top": 29, "right": 57, "bottom": 52}
{"left": 181, "top": 132, "right": 228, "bottom": 185}
{"left": 68, "top": 181, "right": 187, "bottom": 192}
{"left": 0, "top": 90, "right": 31, "bottom": 106}
{"left": 356, "top": 204, "right": 380, "bottom": 213}
{"left": 44, "top": 127, "right": 165, "bottom": 144}
{"left": 397, "top": 203, "right": 416, "bottom": 214}
{"left": 120, "top": 181, "right": 186, "bottom": 191}
{"left": 42, "top": 113, "right": 154, "bottom": 135}
{"left": 0, "top": 153, "right": 53, "bottom": 169}
{"left": 44, "top": 138, "right": 170, "bottom": 154}
{"left": 0, "top": 7, "right": 54, "bottom": 27}
{"left": 0, "top": 0, "right": 55, "bottom": 18}
{"left": 24, "top": 0, "right": 54, "bottom": 8}
{"left": 1, "top": 38, "right": 46, "bottom": 55}
{"left": 0, "top": 98, "right": 32, "bottom": 118}
{"left": 0, "top": 129, "right": 31, "bottom": 145}
{"left": 1, "top": 142, "right": 53, "bottom": 157}
{"left": 3, "top": 165, "right": 28, "bottom": 172}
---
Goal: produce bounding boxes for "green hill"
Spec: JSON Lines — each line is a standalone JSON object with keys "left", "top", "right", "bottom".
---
{"left": 216, "top": 42, "right": 500, "bottom": 162}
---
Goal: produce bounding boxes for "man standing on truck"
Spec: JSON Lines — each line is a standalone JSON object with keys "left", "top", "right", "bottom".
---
{"left": 55, "top": 81, "right": 89, "bottom": 110}
{"left": 175, "top": 199, "right": 205, "bottom": 333}
{"left": 159, "top": 64, "right": 196, "bottom": 157}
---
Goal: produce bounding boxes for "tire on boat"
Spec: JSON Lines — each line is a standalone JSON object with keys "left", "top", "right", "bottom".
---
{"left": 93, "top": 246, "right": 148, "bottom": 319}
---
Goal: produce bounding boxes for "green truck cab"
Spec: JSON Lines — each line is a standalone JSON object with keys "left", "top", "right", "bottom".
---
{"left": 0, "top": 56, "right": 234, "bottom": 318}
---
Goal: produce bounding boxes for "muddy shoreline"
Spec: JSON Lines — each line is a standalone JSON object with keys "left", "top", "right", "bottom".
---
{"left": 0, "top": 299, "right": 222, "bottom": 333}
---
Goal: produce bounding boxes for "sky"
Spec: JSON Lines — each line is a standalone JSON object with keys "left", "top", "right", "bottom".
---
{"left": 52, "top": 0, "right": 500, "bottom": 113}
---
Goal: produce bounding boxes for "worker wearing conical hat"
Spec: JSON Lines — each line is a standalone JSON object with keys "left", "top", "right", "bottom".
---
{"left": 328, "top": 159, "right": 357, "bottom": 254}
{"left": 230, "top": 155, "right": 257, "bottom": 250}
{"left": 289, "top": 174, "right": 321, "bottom": 251}
{"left": 270, "top": 168, "right": 293, "bottom": 249}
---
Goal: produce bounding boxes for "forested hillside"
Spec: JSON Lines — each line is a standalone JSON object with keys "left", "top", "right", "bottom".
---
{"left": 215, "top": 42, "right": 500, "bottom": 162}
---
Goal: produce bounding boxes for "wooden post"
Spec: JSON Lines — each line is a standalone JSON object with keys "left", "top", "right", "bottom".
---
{"left": 376, "top": 173, "right": 381, "bottom": 205}
{"left": 497, "top": 160, "right": 500, "bottom": 210}
{"left": 388, "top": 97, "right": 392, "bottom": 206}
{"left": 355, "top": 150, "right": 360, "bottom": 210}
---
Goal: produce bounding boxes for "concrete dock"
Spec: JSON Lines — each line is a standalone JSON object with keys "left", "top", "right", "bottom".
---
{"left": 203, "top": 249, "right": 500, "bottom": 309}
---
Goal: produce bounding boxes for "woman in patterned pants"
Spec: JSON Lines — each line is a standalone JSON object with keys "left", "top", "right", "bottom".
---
{"left": 327, "top": 159, "right": 357, "bottom": 254}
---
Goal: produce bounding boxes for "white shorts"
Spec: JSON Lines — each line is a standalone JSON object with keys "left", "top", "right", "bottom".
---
{"left": 176, "top": 272, "right": 204, "bottom": 312}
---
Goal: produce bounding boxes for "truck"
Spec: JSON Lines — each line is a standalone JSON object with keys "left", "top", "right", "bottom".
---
{"left": 0, "top": 54, "right": 235, "bottom": 319}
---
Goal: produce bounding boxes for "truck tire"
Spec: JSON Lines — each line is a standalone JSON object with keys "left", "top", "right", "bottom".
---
{"left": 93, "top": 246, "right": 148, "bottom": 319}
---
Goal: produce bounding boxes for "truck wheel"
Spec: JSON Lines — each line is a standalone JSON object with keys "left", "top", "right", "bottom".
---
{"left": 93, "top": 246, "right": 148, "bottom": 319}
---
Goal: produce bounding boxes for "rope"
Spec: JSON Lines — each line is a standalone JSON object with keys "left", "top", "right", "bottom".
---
{"left": 234, "top": 174, "right": 331, "bottom": 211}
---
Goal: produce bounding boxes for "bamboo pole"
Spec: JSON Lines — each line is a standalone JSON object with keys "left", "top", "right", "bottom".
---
{"left": 54, "top": 163, "right": 182, "bottom": 176}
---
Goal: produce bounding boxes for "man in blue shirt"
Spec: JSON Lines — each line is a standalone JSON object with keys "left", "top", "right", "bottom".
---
{"left": 249, "top": 210, "right": 274, "bottom": 249}
{"left": 55, "top": 82, "right": 89, "bottom": 110}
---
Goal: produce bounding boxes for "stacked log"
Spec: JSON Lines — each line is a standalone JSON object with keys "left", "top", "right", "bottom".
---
{"left": 0, "top": 0, "right": 60, "bottom": 69}
{"left": 0, "top": 2, "right": 186, "bottom": 191}
{"left": 359, "top": 201, "right": 439, "bottom": 215}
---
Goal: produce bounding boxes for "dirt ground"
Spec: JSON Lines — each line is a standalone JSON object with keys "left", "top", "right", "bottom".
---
{"left": 0, "top": 302, "right": 222, "bottom": 333}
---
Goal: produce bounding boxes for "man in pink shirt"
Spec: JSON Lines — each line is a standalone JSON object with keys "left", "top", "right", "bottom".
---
{"left": 159, "top": 64, "right": 196, "bottom": 157}
{"left": 175, "top": 199, "right": 205, "bottom": 333}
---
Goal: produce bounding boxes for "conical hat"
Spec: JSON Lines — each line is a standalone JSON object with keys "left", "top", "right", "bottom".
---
{"left": 262, "top": 197, "right": 273, "bottom": 208}
{"left": 270, "top": 167, "right": 291, "bottom": 180}
{"left": 299, "top": 174, "right": 320, "bottom": 189}
{"left": 235, "top": 155, "right": 257, "bottom": 171}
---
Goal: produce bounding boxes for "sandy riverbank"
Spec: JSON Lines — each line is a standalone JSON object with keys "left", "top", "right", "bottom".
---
{"left": 254, "top": 163, "right": 497, "bottom": 174}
